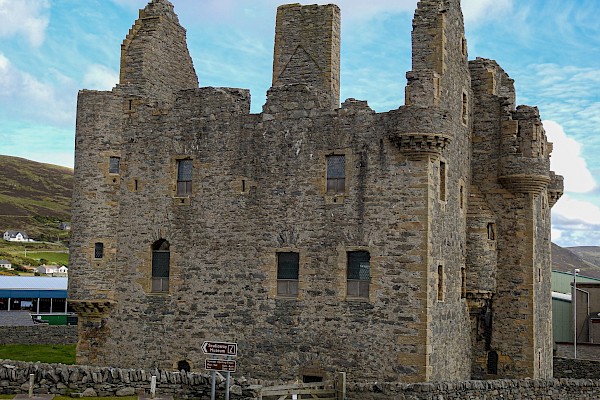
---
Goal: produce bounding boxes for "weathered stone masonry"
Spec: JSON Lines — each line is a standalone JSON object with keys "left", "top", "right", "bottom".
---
{"left": 69, "top": 0, "right": 564, "bottom": 383}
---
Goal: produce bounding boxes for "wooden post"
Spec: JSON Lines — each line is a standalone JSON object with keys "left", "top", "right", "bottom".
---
{"left": 336, "top": 372, "right": 346, "bottom": 400}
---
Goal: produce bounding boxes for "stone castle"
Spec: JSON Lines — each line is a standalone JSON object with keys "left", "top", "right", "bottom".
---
{"left": 69, "top": 0, "right": 564, "bottom": 383}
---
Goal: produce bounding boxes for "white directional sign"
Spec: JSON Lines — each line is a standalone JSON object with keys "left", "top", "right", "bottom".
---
{"left": 202, "top": 341, "right": 237, "bottom": 356}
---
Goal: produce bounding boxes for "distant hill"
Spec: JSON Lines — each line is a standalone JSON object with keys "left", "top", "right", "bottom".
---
{"left": 0, "top": 155, "right": 73, "bottom": 242}
{"left": 552, "top": 243, "right": 600, "bottom": 279}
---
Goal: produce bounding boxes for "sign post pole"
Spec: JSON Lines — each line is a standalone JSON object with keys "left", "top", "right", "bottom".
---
{"left": 225, "top": 356, "right": 231, "bottom": 400}
{"left": 210, "top": 370, "right": 216, "bottom": 400}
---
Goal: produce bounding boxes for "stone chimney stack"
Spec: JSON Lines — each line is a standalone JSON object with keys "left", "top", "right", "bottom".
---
{"left": 271, "top": 4, "right": 341, "bottom": 109}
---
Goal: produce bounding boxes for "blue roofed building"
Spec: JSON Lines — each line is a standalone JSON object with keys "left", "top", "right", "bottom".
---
{"left": 0, "top": 276, "right": 75, "bottom": 325}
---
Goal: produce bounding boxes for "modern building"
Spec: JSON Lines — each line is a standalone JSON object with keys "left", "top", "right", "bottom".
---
{"left": 69, "top": 0, "right": 563, "bottom": 382}
{"left": 552, "top": 270, "right": 600, "bottom": 359}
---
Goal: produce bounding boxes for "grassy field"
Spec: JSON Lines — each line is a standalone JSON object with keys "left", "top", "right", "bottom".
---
{"left": 0, "top": 344, "right": 75, "bottom": 364}
{"left": 0, "top": 240, "right": 68, "bottom": 268}
{"left": 26, "top": 251, "right": 69, "bottom": 265}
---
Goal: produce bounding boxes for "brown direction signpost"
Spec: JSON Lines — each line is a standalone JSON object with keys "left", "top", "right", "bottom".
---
{"left": 202, "top": 341, "right": 237, "bottom": 356}
{"left": 205, "top": 359, "right": 237, "bottom": 372}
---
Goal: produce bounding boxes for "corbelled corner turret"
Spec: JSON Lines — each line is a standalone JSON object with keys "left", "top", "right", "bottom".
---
{"left": 70, "top": 0, "right": 563, "bottom": 384}
{"left": 498, "top": 106, "right": 552, "bottom": 194}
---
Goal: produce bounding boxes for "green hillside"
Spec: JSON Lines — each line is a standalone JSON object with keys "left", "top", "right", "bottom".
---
{"left": 0, "top": 155, "right": 72, "bottom": 243}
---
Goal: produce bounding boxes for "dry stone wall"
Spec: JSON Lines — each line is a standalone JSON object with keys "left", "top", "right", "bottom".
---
{"left": 0, "top": 326, "right": 76, "bottom": 345}
{"left": 2, "top": 360, "right": 600, "bottom": 400}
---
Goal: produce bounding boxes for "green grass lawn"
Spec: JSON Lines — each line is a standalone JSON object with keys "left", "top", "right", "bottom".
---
{"left": 26, "top": 251, "right": 69, "bottom": 265}
{"left": 0, "top": 344, "right": 75, "bottom": 364}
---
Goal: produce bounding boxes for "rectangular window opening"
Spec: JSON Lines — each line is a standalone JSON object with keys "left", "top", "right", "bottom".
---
{"left": 277, "top": 252, "right": 299, "bottom": 297}
{"left": 94, "top": 242, "right": 104, "bottom": 259}
{"left": 347, "top": 251, "right": 370, "bottom": 299}
{"left": 109, "top": 157, "right": 120, "bottom": 174}
{"left": 152, "top": 245, "right": 170, "bottom": 293}
{"left": 176, "top": 159, "right": 193, "bottom": 197}
{"left": 326, "top": 155, "right": 345, "bottom": 194}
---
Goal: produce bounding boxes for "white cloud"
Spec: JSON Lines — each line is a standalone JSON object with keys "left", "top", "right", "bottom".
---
{"left": 544, "top": 120, "right": 596, "bottom": 193}
{"left": 0, "top": 53, "right": 74, "bottom": 125}
{"left": 551, "top": 195, "right": 600, "bottom": 246}
{"left": 461, "top": 0, "right": 513, "bottom": 24}
{"left": 553, "top": 195, "right": 600, "bottom": 227}
{"left": 83, "top": 64, "right": 119, "bottom": 91}
{"left": 0, "top": 0, "right": 50, "bottom": 47}
{"left": 551, "top": 227, "right": 562, "bottom": 242}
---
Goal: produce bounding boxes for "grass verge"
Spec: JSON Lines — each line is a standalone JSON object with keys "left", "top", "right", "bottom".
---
{"left": 0, "top": 344, "right": 75, "bottom": 364}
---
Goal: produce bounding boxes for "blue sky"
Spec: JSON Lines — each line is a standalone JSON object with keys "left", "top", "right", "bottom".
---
{"left": 0, "top": 0, "right": 599, "bottom": 247}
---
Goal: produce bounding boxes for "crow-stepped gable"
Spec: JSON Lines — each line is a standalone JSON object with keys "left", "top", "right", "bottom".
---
{"left": 69, "top": 0, "right": 564, "bottom": 383}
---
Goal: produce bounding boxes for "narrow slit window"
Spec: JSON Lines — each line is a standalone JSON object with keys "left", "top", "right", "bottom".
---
{"left": 151, "top": 239, "right": 170, "bottom": 293}
{"left": 462, "top": 92, "right": 468, "bottom": 125}
{"left": 459, "top": 183, "right": 464, "bottom": 209}
{"left": 437, "top": 265, "right": 444, "bottom": 301}
{"left": 326, "top": 155, "right": 345, "bottom": 194}
{"left": 487, "top": 223, "right": 496, "bottom": 240}
{"left": 439, "top": 161, "right": 446, "bottom": 201}
{"left": 109, "top": 157, "right": 120, "bottom": 174}
{"left": 94, "top": 242, "right": 104, "bottom": 259}
{"left": 277, "top": 252, "right": 299, "bottom": 297}
{"left": 176, "top": 159, "right": 193, "bottom": 197}
{"left": 347, "top": 251, "right": 370, "bottom": 298}
{"left": 461, "top": 266, "right": 466, "bottom": 299}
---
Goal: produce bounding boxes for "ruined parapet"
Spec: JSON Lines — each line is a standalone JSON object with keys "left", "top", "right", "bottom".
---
{"left": 548, "top": 171, "right": 564, "bottom": 207}
{"left": 411, "top": 0, "right": 452, "bottom": 74}
{"left": 469, "top": 58, "right": 516, "bottom": 111}
{"left": 175, "top": 87, "right": 251, "bottom": 117}
{"left": 271, "top": 4, "right": 341, "bottom": 109}
{"left": 498, "top": 106, "right": 551, "bottom": 194}
{"left": 119, "top": 0, "right": 198, "bottom": 99}
{"left": 408, "top": 0, "right": 470, "bottom": 124}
